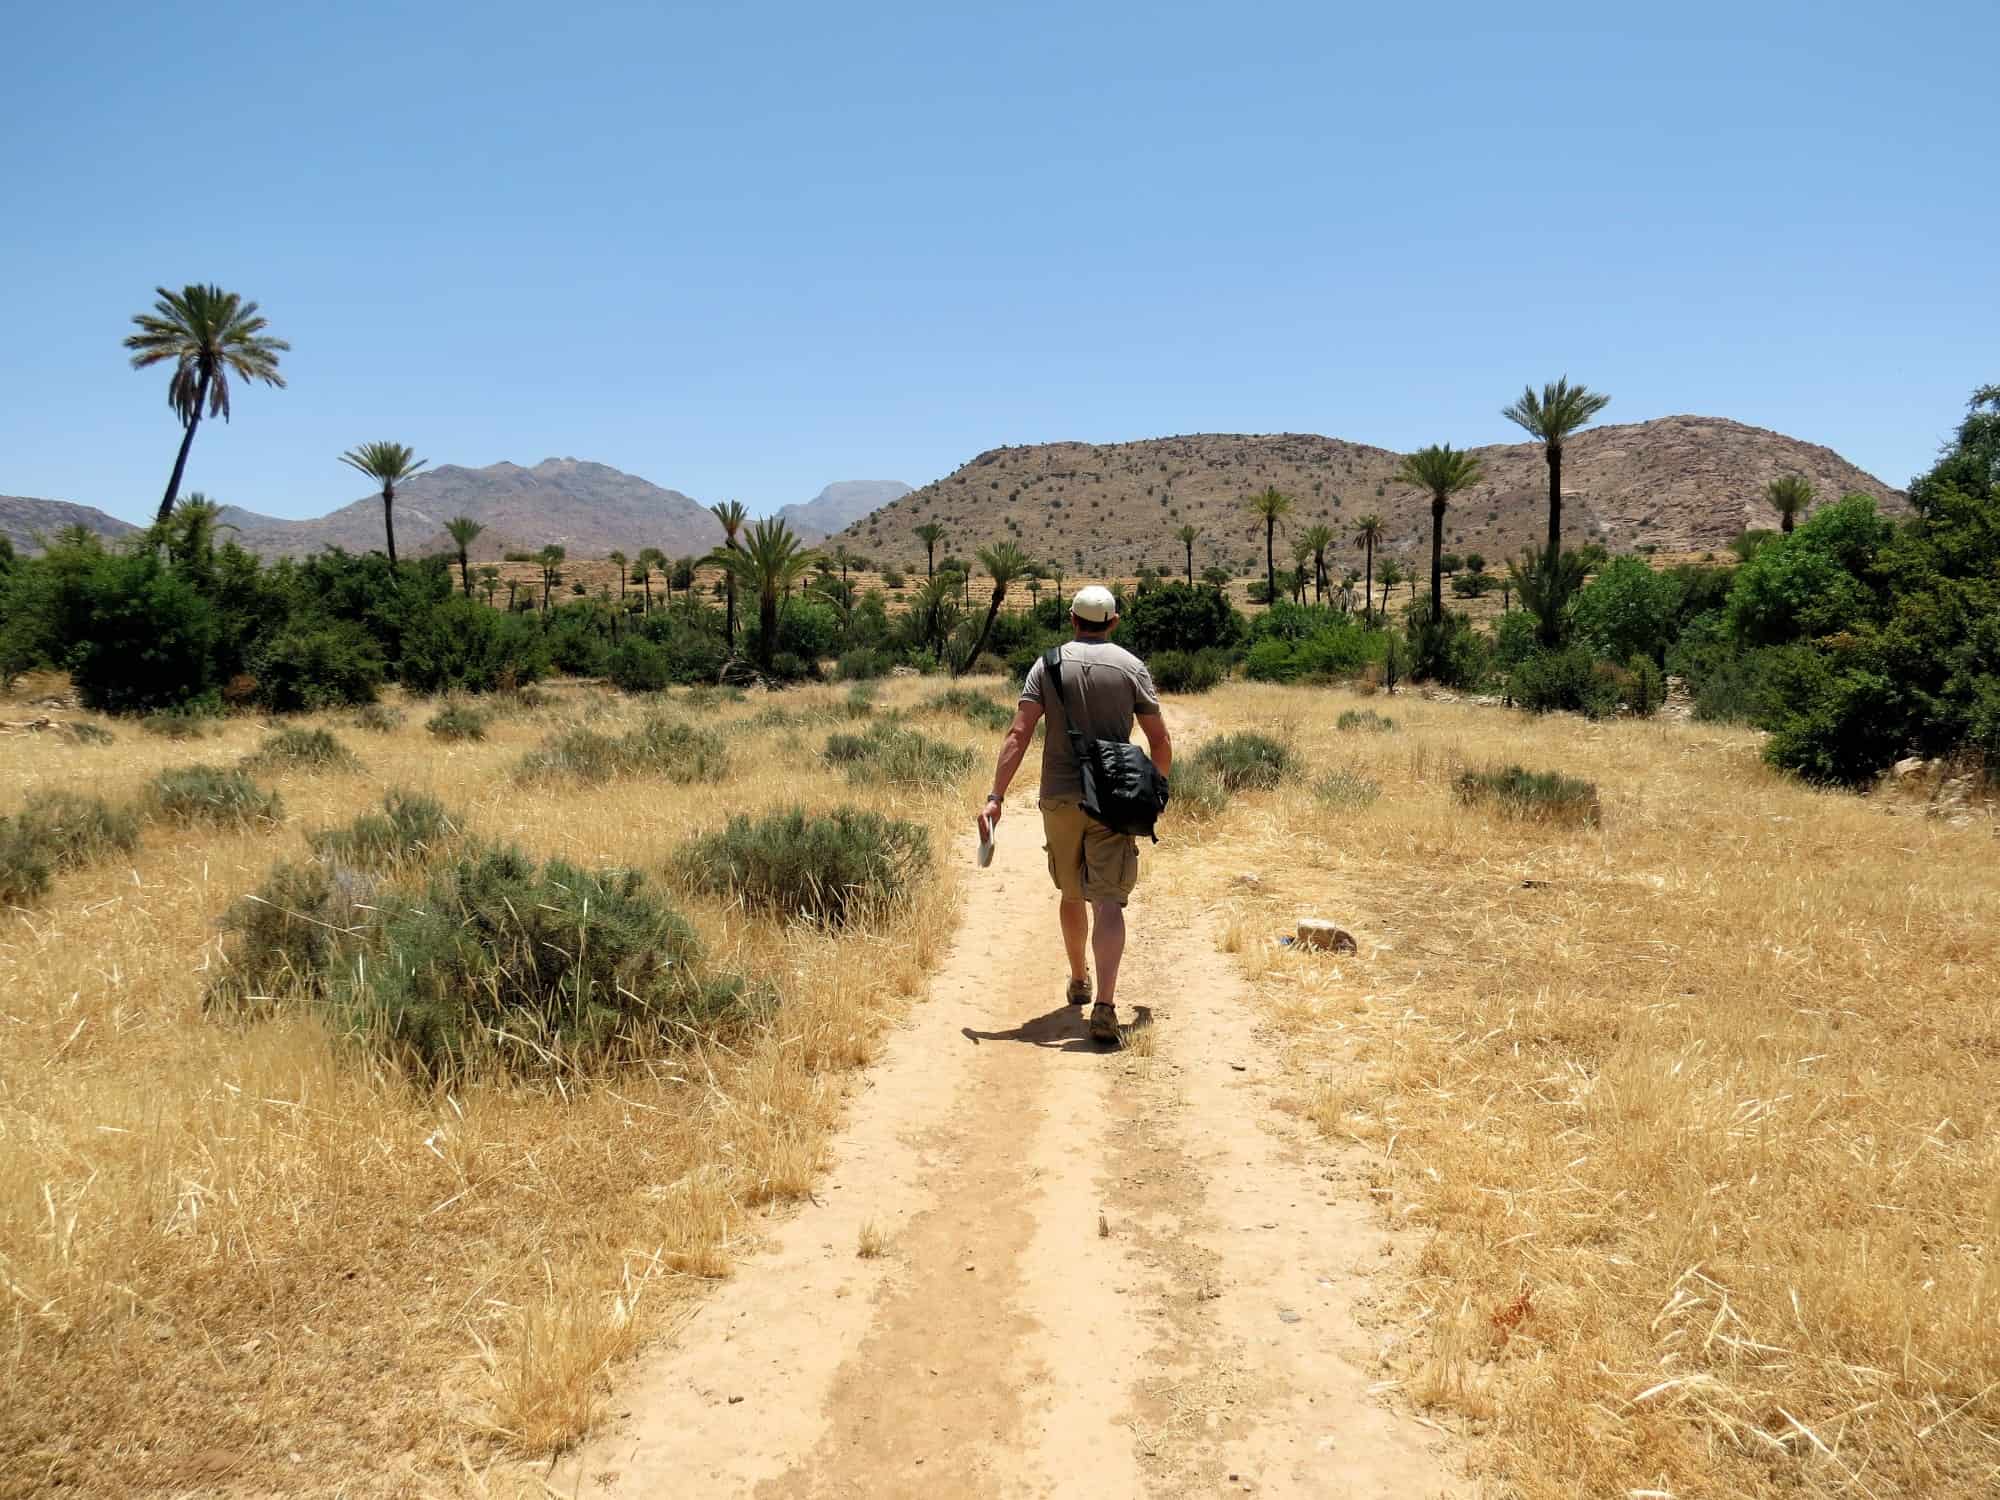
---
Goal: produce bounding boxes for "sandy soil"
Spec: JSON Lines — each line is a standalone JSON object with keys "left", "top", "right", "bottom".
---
{"left": 556, "top": 796, "right": 1467, "bottom": 1499}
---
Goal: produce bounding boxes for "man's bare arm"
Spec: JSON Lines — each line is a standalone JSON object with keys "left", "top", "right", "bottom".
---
{"left": 1136, "top": 711, "right": 1172, "bottom": 778}
{"left": 986, "top": 701, "right": 1044, "bottom": 819}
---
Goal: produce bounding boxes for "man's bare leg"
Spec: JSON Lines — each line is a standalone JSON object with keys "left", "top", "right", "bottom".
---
{"left": 1090, "top": 899, "right": 1126, "bottom": 1009}
{"left": 1059, "top": 896, "right": 1090, "bottom": 985}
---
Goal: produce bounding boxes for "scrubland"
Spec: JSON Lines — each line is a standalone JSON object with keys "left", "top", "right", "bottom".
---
{"left": 0, "top": 678, "right": 984, "bottom": 1496}
{"left": 1196, "top": 682, "right": 1998, "bottom": 1498}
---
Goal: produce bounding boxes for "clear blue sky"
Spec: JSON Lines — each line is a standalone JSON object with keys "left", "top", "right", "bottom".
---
{"left": 3, "top": 0, "right": 1993, "bottom": 524}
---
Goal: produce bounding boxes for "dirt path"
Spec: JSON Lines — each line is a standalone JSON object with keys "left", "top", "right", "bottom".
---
{"left": 559, "top": 797, "right": 1468, "bottom": 1498}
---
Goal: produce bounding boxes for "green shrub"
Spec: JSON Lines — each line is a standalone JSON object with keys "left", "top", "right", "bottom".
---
{"left": 1190, "top": 732, "right": 1296, "bottom": 792}
{"left": 1148, "top": 648, "right": 1228, "bottom": 694}
{"left": 1313, "top": 769, "right": 1380, "bottom": 808}
{"left": 1406, "top": 602, "right": 1487, "bottom": 690}
{"left": 426, "top": 702, "right": 489, "bottom": 741}
{"left": 1454, "top": 765, "right": 1601, "bottom": 826}
{"left": 243, "top": 727, "right": 360, "bottom": 771}
{"left": 343, "top": 846, "right": 747, "bottom": 1076}
{"left": 139, "top": 707, "right": 215, "bottom": 740}
{"left": 1622, "top": 655, "right": 1665, "bottom": 717}
{"left": 683, "top": 684, "right": 746, "bottom": 711}
{"left": 823, "top": 723, "right": 975, "bottom": 787}
{"left": 350, "top": 702, "right": 406, "bottom": 733}
{"left": 1168, "top": 761, "right": 1230, "bottom": 821}
{"left": 1508, "top": 646, "right": 1622, "bottom": 719}
{"left": 1122, "top": 583, "right": 1244, "bottom": 656}
{"left": 606, "top": 637, "right": 673, "bottom": 692}
{"left": 1336, "top": 709, "right": 1395, "bottom": 733}
{"left": 252, "top": 620, "right": 386, "bottom": 712}
{"left": 836, "top": 648, "right": 894, "bottom": 681}
{"left": 842, "top": 685, "right": 876, "bottom": 719}
{"left": 1244, "top": 637, "right": 1299, "bottom": 683}
{"left": 399, "top": 597, "right": 549, "bottom": 695}
{"left": 922, "top": 687, "right": 1013, "bottom": 731}
{"left": 308, "top": 790, "right": 457, "bottom": 871}
{"left": 209, "top": 859, "right": 368, "bottom": 1008}
{"left": 0, "top": 790, "right": 142, "bottom": 904}
{"left": 517, "top": 715, "right": 730, "bottom": 786}
{"left": 676, "top": 806, "right": 932, "bottom": 926}
{"left": 66, "top": 552, "right": 222, "bottom": 714}
{"left": 149, "top": 765, "right": 283, "bottom": 827}
{"left": 1491, "top": 611, "right": 1539, "bottom": 672}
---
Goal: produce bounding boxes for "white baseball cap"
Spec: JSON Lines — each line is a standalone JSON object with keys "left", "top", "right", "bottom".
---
{"left": 1070, "top": 584, "right": 1118, "bottom": 623}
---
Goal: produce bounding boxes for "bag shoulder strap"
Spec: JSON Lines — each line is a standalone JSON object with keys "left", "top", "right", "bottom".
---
{"left": 1043, "top": 646, "right": 1091, "bottom": 759}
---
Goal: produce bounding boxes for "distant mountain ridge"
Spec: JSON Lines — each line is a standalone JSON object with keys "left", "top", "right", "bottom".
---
{"left": 215, "top": 458, "right": 726, "bottom": 561}
{"left": 775, "top": 480, "right": 912, "bottom": 541}
{"left": 835, "top": 416, "right": 1908, "bottom": 573}
{"left": 0, "top": 496, "right": 141, "bottom": 554}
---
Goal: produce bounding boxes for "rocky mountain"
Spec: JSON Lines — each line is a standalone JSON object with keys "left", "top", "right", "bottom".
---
{"left": 0, "top": 496, "right": 143, "bottom": 554}
{"left": 775, "top": 480, "right": 912, "bottom": 541}
{"left": 218, "top": 458, "right": 726, "bottom": 561}
{"left": 834, "top": 417, "right": 1907, "bottom": 576}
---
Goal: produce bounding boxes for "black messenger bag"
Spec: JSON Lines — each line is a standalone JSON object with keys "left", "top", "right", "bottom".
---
{"left": 1042, "top": 647, "right": 1171, "bottom": 842}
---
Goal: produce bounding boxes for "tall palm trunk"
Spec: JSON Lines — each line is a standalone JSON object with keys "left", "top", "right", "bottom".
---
{"left": 1183, "top": 538, "right": 1194, "bottom": 585}
{"left": 459, "top": 548, "right": 473, "bottom": 596}
{"left": 963, "top": 584, "right": 1005, "bottom": 675}
{"left": 156, "top": 371, "right": 210, "bottom": 526}
{"left": 381, "top": 483, "right": 398, "bottom": 565}
{"left": 1265, "top": 519, "right": 1276, "bottom": 607}
{"left": 757, "top": 588, "right": 777, "bottom": 669}
{"left": 1545, "top": 443, "right": 1563, "bottom": 558}
{"left": 725, "top": 574, "right": 737, "bottom": 649}
{"left": 1430, "top": 499, "right": 1446, "bottom": 616}
{"left": 642, "top": 574, "right": 652, "bottom": 611}
{"left": 1363, "top": 538, "right": 1375, "bottom": 627}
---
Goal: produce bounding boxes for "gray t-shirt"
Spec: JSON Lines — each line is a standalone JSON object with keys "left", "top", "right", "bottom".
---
{"left": 1021, "top": 640, "right": 1162, "bottom": 802}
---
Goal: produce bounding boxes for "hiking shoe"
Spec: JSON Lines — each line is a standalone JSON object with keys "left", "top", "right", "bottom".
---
{"left": 1088, "top": 1002, "right": 1118, "bottom": 1045}
{"left": 1066, "top": 976, "right": 1092, "bottom": 1007}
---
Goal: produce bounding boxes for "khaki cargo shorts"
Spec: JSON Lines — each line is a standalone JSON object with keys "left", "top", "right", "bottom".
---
{"left": 1039, "top": 798, "right": 1139, "bottom": 906}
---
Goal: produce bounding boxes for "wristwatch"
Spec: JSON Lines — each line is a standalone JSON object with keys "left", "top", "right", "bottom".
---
{"left": 985, "top": 792, "right": 1003, "bottom": 806}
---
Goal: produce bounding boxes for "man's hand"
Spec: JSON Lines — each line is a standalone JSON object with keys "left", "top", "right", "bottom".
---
{"left": 978, "top": 792, "right": 1003, "bottom": 842}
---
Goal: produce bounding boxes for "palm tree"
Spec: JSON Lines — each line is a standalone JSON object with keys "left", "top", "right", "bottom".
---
{"left": 337, "top": 442, "right": 426, "bottom": 565}
{"left": 959, "top": 543, "right": 1031, "bottom": 675}
{"left": 607, "top": 549, "right": 627, "bottom": 603}
{"left": 444, "top": 516, "right": 484, "bottom": 597}
{"left": 634, "top": 547, "right": 663, "bottom": 612}
{"left": 1301, "top": 523, "right": 1335, "bottom": 604}
{"left": 1501, "top": 376, "right": 1611, "bottom": 559}
{"left": 125, "top": 284, "right": 289, "bottom": 525}
{"left": 711, "top": 501, "right": 748, "bottom": 648}
{"left": 478, "top": 565, "right": 500, "bottom": 606}
{"left": 909, "top": 575, "right": 962, "bottom": 664}
{"left": 1377, "top": 559, "right": 1404, "bottom": 619}
{"left": 1174, "top": 524, "right": 1202, "bottom": 585}
{"left": 1247, "top": 487, "right": 1294, "bottom": 607}
{"left": 1393, "top": 444, "right": 1486, "bottom": 617}
{"left": 1765, "top": 474, "right": 1815, "bottom": 533}
{"left": 913, "top": 522, "right": 946, "bottom": 580}
{"left": 1508, "top": 544, "right": 1589, "bottom": 646}
{"left": 158, "top": 493, "right": 233, "bottom": 579}
{"left": 832, "top": 543, "right": 856, "bottom": 587}
{"left": 536, "top": 544, "right": 565, "bottom": 611}
{"left": 1354, "top": 514, "right": 1384, "bottom": 627}
{"left": 710, "top": 519, "right": 815, "bottom": 670}
{"left": 1290, "top": 538, "right": 1314, "bottom": 603}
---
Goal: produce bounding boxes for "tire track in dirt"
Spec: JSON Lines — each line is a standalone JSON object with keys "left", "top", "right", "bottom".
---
{"left": 562, "top": 789, "right": 1466, "bottom": 1498}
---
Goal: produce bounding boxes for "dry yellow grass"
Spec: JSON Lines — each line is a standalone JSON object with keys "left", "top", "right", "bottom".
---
{"left": 0, "top": 677, "right": 989, "bottom": 1496}
{"left": 1186, "top": 682, "right": 1999, "bottom": 1498}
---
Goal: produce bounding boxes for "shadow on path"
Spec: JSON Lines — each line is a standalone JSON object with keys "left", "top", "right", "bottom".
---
{"left": 962, "top": 1004, "right": 1154, "bottom": 1053}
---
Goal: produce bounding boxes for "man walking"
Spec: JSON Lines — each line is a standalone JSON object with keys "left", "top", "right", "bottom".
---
{"left": 981, "top": 585, "right": 1172, "bottom": 1043}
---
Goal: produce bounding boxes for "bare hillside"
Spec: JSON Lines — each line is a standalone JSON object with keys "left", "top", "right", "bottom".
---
{"left": 836, "top": 417, "right": 1906, "bottom": 576}
{"left": 0, "top": 496, "right": 143, "bottom": 554}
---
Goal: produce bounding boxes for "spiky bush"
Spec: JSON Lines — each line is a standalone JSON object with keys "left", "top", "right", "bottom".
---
{"left": 138, "top": 708, "right": 214, "bottom": 740}
{"left": 1147, "top": 649, "right": 1228, "bottom": 694}
{"left": 343, "top": 846, "right": 747, "bottom": 1076}
{"left": 1313, "top": 769, "right": 1381, "bottom": 808}
{"left": 1454, "top": 765, "right": 1602, "bottom": 826}
{"left": 1169, "top": 762, "right": 1230, "bottom": 822}
{"left": 1190, "top": 732, "right": 1296, "bottom": 792}
{"left": 307, "top": 790, "right": 456, "bottom": 871}
{"left": 149, "top": 766, "right": 283, "bottom": 828}
{"left": 243, "top": 727, "right": 360, "bottom": 771}
{"left": 426, "top": 702, "right": 489, "bottom": 742}
{"left": 1336, "top": 709, "right": 1396, "bottom": 733}
{"left": 349, "top": 703, "right": 406, "bottom": 733}
{"left": 209, "top": 859, "right": 378, "bottom": 1009}
{"left": 822, "top": 723, "right": 974, "bottom": 788}
{"left": 921, "top": 687, "right": 1013, "bottom": 731}
{"left": 676, "top": 806, "right": 931, "bottom": 926}
{"left": 0, "top": 791, "right": 142, "bottom": 904}
{"left": 516, "top": 716, "right": 729, "bottom": 786}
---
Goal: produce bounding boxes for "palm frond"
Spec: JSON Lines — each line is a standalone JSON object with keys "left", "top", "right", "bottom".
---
{"left": 1501, "top": 375, "right": 1611, "bottom": 445}
{"left": 338, "top": 441, "right": 427, "bottom": 486}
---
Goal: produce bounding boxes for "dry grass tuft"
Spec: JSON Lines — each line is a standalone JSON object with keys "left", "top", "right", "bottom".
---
{"left": 1191, "top": 682, "right": 2000, "bottom": 1499}
{"left": 0, "top": 677, "right": 978, "bottom": 1495}
{"left": 856, "top": 1218, "right": 887, "bottom": 1259}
